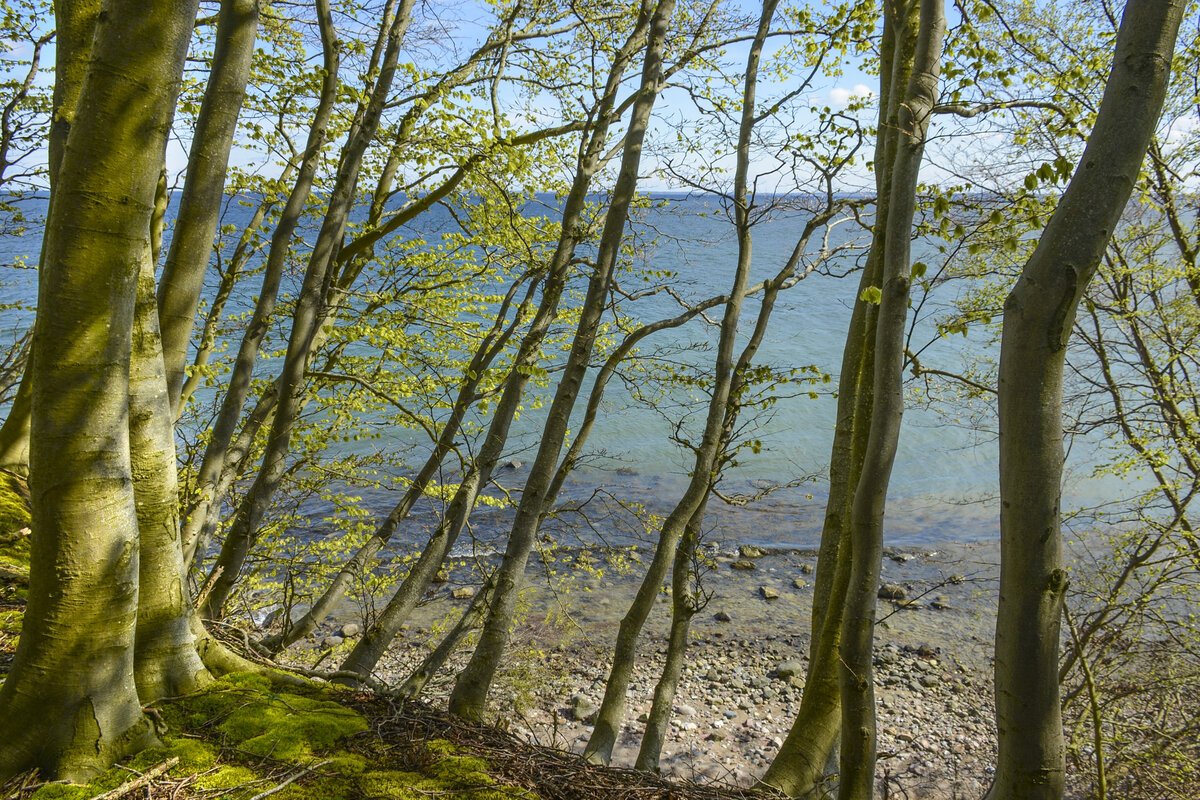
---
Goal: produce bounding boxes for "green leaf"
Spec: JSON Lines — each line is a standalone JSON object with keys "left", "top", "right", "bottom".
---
{"left": 859, "top": 285, "right": 882, "bottom": 305}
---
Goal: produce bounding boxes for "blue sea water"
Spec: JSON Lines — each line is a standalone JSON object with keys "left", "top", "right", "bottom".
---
{"left": 0, "top": 192, "right": 1130, "bottom": 550}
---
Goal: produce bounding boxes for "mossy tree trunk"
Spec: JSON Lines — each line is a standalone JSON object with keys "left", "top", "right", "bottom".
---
{"left": 448, "top": 0, "right": 676, "bottom": 722}
{"left": 130, "top": 185, "right": 212, "bottom": 703}
{"left": 0, "top": 0, "right": 199, "bottom": 781}
{"left": 987, "top": 2, "right": 1181, "bottom": 798}
{"left": 761, "top": 3, "right": 919, "bottom": 794}
{"left": 836, "top": 2, "right": 944, "bottom": 797}
{"left": 0, "top": 0, "right": 101, "bottom": 474}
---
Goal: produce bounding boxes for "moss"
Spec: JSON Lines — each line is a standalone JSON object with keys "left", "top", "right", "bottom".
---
{"left": 194, "top": 764, "right": 259, "bottom": 790}
{"left": 218, "top": 691, "right": 368, "bottom": 762}
{"left": 324, "top": 750, "right": 368, "bottom": 775}
{"left": 274, "top": 775, "right": 356, "bottom": 800}
{"left": 127, "top": 736, "right": 219, "bottom": 774}
{"left": 0, "top": 472, "right": 30, "bottom": 540}
{"left": 357, "top": 769, "right": 429, "bottom": 799}
{"left": 29, "top": 786, "right": 89, "bottom": 800}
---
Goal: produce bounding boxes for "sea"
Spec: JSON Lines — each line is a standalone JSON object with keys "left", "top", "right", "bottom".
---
{"left": 0, "top": 192, "right": 1133, "bottom": 552}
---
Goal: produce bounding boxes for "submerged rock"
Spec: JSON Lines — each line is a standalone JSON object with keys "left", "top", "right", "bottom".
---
{"left": 878, "top": 583, "right": 907, "bottom": 600}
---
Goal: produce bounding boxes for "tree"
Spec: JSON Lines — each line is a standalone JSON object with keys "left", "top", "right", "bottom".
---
{"left": 0, "top": 0, "right": 200, "bottom": 780}
{"left": 989, "top": 1, "right": 1183, "bottom": 797}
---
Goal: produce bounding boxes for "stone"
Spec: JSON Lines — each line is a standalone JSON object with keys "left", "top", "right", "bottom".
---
{"left": 878, "top": 583, "right": 907, "bottom": 600}
{"left": 920, "top": 674, "right": 940, "bottom": 688}
{"left": 715, "top": 611, "right": 733, "bottom": 622}
{"left": 891, "top": 552, "right": 916, "bottom": 564}
{"left": 775, "top": 660, "right": 803, "bottom": 679}
{"left": 501, "top": 459, "right": 523, "bottom": 470}
{"left": 321, "top": 635, "right": 344, "bottom": 648}
{"left": 930, "top": 596, "right": 952, "bottom": 610}
{"left": 792, "top": 578, "right": 807, "bottom": 589}
{"left": 760, "top": 586, "right": 779, "bottom": 600}
{"left": 452, "top": 587, "right": 476, "bottom": 599}
{"left": 707, "top": 731, "right": 727, "bottom": 742}
{"left": 800, "top": 563, "right": 815, "bottom": 575}
{"left": 917, "top": 643, "right": 939, "bottom": 657}
{"left": 730, "top": 560, "right": 757, "bottom": 571}
{"left": 739, "top": 544, "right": 766, "bottom": 558}
{"left": 340, "top": 622, "right": 361, "bottom": 637}
{"left": 949, "top": 573, "right": 965, "bottom": 584}
{"left": 571, "top": 695, "right": 597, "bottom": 722}
{"left": 676, "top": 704, "right": 697, "bottom": 717}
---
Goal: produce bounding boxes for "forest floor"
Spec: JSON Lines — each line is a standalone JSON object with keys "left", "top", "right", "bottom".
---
{"left": 0, "top": 473, "right": 1002, "bottom": 800}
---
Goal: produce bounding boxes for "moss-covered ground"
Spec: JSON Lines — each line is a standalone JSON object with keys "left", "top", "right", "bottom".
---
{"left": 0, "top": 473, "right": 757, "bottom": 800}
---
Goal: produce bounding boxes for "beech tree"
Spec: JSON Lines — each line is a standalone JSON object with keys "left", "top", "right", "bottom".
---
{"left": 989, "top": 1, "right": 1183, "bottom": 797}
{"left": 0, "top": 0, "right": 201, "bottom": 780}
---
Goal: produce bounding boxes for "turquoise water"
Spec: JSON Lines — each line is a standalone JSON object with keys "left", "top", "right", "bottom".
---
{"left": 0, "top": 193, "right": 1131, "bottom": 549}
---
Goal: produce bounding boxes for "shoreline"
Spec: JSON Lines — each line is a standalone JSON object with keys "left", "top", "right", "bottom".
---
{"left": 276, "top": 542, "right": 1004, "bottom": 797}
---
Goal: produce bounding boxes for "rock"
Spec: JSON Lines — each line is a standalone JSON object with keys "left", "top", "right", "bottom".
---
{"left": 760, "top": 586, "right": 779, "bottom": 600}
{"left": 723, "top": 710, "right": 738, "bottom": 719}
{"left": 949, "top": 573, "right": 965, "bottom": 584}
{"left": 730, "top": 560, "right": 757, "bottom": 571}
{"left": 891, "top": 552, "right": 916, "bottom": 564}
{"left": 637, "top": 712, "right": 650, "bottom": 723}
{"left": 262, "top": 608, "right": 285, "bottom": 629}
{"left": 321, "top": 635, "right": 344, "bottom": 648}
{"left": 878, "top": 583, "right": 907, "bottom": 600}
{"left": 340, "top": 622, "right": 361, "bottom": 637}
{"left": 920, "top": 674, "right": 940, "bottom": 688}
{"left": 571, "top": 695, "right": 597, "bottom": 722}
{"left": 501, "top": 459, "right": 523, "bottom": 470}
{"left": 775, "top": 660, "right": 803, "bottom": 679}
{"left": 930, "top": 596, "right": 952, "bottom": 610}
{"left": 707, "top": 731, "right": 727, "bottom": 742}
{"left": 714, "top": 610, "right": 733, "bottom": 622}
{"left": 676, "top": 704, "right": 697, "bottom": 717}
{"left": 616, "top": 466, "right": 636, "bottom": 476}
{"left": 800, "top": 563, "right": 815, "bottom": 575}
{"left": 792, "top": 578, "right": 807, "bottom": 589}
{"left": 739, "top": 544, "right": 766, "bottom": 559}
{"left": 917, "top": 643, "right": 939, "bottom": 658}
{"left": 452, "top": 587, "right": 476, "bottom": 599}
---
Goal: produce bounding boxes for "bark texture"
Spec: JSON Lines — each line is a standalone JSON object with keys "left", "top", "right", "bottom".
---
{"left": 0, "top": 0, "right": 198, "bottom": 781}
{"left": 987, "top": 2, "right": 1182, "bottom": 798}
{"left": 158, "top": 0, "right": 260, "bottom": 414}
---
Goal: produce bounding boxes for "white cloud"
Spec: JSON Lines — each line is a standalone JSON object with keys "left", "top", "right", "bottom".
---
{"left": 828, "top": 84, "right": 875, "bottom": 107}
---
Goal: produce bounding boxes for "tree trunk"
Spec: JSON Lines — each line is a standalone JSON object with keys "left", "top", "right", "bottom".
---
{"left": 157, "top": 0, "right": 260, "bottom": 415}
{"left": 201, "top": 2, "right": 416, "bottom": 619}
{"left": 334, "top": 10, "right": 658, "bottom": 684}
{"left": 836, "top": 3, "right": 943, "bottom": 798}
{"left": 0, "top": 0, "right": 198, "bottom": 780}
{"left": 448, "top": 0, "right": 676, "bottom": 721}
{"left": 634, "top": 499, "right": 705, "bottom": 772}
{"left": 584, "top": 0, "right": 773, "bottom": 762}
{"left": 0, "top": 0, "right": 101, "bottom": 474}
{"left": 130, "top": 191, "right": 211, "bottom": 703}
{"left": 987, "top": 2, "right": 1182, "bottom": 798}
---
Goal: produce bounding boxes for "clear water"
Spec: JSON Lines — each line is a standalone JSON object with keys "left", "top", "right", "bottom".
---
{"left": 0, "top": 192, "right": 1132, "bottom": 550}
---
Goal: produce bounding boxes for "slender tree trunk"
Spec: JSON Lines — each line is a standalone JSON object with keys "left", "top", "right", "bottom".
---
{"left": 0, "top": 0, "right": 101, "bottom": 474}
{"left": 448, "top": 0, "right": 676, "bottom": 722}
{"left": 583, "top": 0, "right": 771, "bottom": 761}
{"left": 334, "top": 11, "right": 657, "bottom": 683}
{"left": 760, "top": 4, "right": 916, "bottom": 794}
{"left": 396, "top": 573, "right": 497, "bottom": 701}
{"left": 987, "top": 2, "right": 1181, "bottom": 798}
{"left": 634, "top": 499, "right": 705, "bottom": 772}
{"left": 157, "top": 0, "right": 260, "bottom": 415}
{"left": 201, "top": 2, "right": 417, "bottom": 619}
{"left": 0, "top": 0, "right": 198, "bottom": 780}
{"left": 180, "top": 0, "right": 340, "bottom": 567}
{"left": 836, "top": 4, "right": 943, "bottom": 799}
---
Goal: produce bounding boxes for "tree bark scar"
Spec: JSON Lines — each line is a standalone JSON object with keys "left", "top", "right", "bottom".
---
{"left": 1048, "top": 265, "right": 1079, "bottom": 351}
